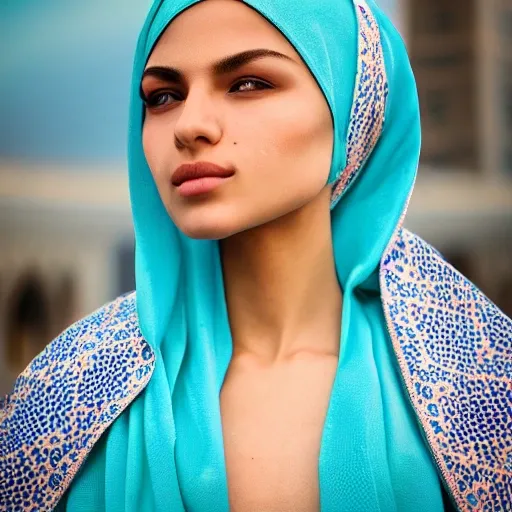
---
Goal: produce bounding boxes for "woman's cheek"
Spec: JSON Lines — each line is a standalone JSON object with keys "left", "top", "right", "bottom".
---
{"left": 141, "top": 125, "right": 155, "bottom": 168}
{"left": 143, "top": 124, "right": 167, "bottom": 183}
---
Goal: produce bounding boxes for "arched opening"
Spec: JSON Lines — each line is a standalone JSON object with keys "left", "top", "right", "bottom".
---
{"left": 53, "top": 272, "right": 78, "bottom": 334}
{"left": 5, "top": 271, "right": 51, "bottom": 373}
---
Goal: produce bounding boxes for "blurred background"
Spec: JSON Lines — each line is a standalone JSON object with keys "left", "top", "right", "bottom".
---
{"left": 0, "top": 0, "right": 511, "bottom": 394}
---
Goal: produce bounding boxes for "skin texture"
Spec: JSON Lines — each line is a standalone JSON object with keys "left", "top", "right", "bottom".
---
{"left": 141, "top": 0, "right": 342, "bottom": 360}
{"left": 142, "top": 1, "right": 343, "bottom": 510}
{"left": 141, "top": 0, "right": 334, "bottom": 241}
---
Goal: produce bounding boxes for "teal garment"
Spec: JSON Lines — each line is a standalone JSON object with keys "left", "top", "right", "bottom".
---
{"left": 58, "top": 0, "right": 446, "bottom": 510}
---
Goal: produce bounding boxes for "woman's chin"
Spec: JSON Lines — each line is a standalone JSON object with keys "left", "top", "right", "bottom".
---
{"left": 174, "top": 214, "right": 242, "bottom": 241}
{"left": 165, "top": 199, "right": 235, "bottom": 240}
{"left": 183, "top": 228, "right": 231, "bottom": 241}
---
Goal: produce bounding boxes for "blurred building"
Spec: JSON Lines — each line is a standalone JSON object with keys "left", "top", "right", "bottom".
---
{"left": 0, "top": 0, "right": 146, "bottom": 391}
{"left": 0, "top": 0, "right": 511, "bottom": 393}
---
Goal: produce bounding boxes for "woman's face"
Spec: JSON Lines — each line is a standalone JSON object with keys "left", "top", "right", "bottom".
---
{"left": 141, "top": 0, "right": 334, "bottom": 239}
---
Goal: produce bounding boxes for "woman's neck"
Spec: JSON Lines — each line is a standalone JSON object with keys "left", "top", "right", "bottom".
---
{"left": 220, "top": 187, "right": 342, "bottom": 364}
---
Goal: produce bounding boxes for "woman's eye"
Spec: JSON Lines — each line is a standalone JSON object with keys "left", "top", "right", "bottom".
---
{"left": 229, "top": 78, "right": 272, "bottom": 93}
{"left": 145, "top": 91, "right": 179, "bottom": 108}
{"left": 143, "top": 79, "right": 272, "bottom": 110}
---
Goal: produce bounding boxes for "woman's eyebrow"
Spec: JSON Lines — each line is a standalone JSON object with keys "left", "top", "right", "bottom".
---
{"left": 141, "top": 48, "right": 296, "bottom": 85}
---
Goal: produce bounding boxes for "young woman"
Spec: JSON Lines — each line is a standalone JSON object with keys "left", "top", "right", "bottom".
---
{"left": 2, "top": 0, "right": 511, "bottom": 511}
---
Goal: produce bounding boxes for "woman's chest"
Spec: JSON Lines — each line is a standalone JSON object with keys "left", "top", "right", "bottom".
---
{"left": 219, "top": 355, "right": 338, "bottom": 512}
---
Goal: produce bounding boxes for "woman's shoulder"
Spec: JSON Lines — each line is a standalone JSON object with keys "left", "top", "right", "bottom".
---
{"left": 380, "top": 226, "right": 511, "bottom": 349}
{"left": 2, "top": 291, "right": 153, "bottom": 405}
{"left": 0, "top": 292, "right": 155, "bottom": 512}
{"left": 381, "top": 228, "right": 512, "bottom": 512}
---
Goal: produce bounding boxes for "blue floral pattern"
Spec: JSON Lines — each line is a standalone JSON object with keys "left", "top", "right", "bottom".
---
{"left": 331, "top": 0, "right": 389, "bottom": 208}
{"left": 380, "top": 229, "right": 512, "bottom": 512}
{"left": 0, "top": 293, "right": 155, "bottom": 512}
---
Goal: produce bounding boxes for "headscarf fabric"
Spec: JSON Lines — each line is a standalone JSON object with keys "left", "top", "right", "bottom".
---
{"left": 58, "top": 1, "right": 447, "bottom": 510}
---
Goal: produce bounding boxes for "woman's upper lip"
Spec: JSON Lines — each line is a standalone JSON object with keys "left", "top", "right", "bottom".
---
{"left": 171, "top": 161, "right": 235, "bottom": 186}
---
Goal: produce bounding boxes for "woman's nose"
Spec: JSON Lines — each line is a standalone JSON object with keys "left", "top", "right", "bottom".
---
{"left": 173, "top": 88, "right": 222, "bottom": 150}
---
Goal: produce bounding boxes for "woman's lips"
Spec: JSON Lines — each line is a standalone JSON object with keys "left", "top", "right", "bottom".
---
{"left": 176, "top": 176, "right": 232, "bottom": 197}
{"left": 171, "top": 161, "right": 235, "bottom": 197}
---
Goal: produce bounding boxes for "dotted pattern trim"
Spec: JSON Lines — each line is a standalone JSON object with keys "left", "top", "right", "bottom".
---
{"left": 0, "top": 293, "right": 155, "bottom": 512}
{"left": 331, "top": 0, "right": 389, "bottom": 208}
{"left": 380, "top": 228, "right": 512, "bottom": 511}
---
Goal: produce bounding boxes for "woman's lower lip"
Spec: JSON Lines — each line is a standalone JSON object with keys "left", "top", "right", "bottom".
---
{"left": 175, "top": 176, "right": 231, "bottom": 197}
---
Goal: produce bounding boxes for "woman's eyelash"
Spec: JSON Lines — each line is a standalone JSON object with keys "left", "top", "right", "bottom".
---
{"left": 229, "top": 78, "right": 273, "bottom": 93}
{"left": 142, "top": 78, "right": 273, "bottom": 108}
{"left": 144, "top": 91, "right": 179, "bottom": 108}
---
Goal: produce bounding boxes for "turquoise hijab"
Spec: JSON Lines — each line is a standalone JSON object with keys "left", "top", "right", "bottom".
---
{"left": 59, "top": 0, "right": 447, "bottom": 510}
